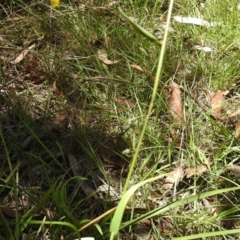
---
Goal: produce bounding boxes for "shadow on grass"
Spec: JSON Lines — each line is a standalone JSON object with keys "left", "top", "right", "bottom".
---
{"left": 0, "top": 94, "right": 131, "bottom": 239}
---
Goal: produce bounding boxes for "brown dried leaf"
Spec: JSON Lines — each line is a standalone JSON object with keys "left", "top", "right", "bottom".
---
{"left": 234, "top": 121, "right": 240, "bottom": 138}
{"left": 163, "top": 166, "right": 185, "bottom": 190}
{"left": 206, "top": 90, "right": 224, "bottom": 115}
{"left": 166, "top": 82, "right": 183, "bottom": 123}
{"left": 97, "top": 48, "right": 119, "bottom": 65}
{"left": 185, "top": 165, "right": 208, "bottom": 178}
{"left": 129, "top": 64, "right": 155, "bottom": 81}
{"left": 10, "top": 44, "right": 35, "bottom": 64}
{"left": 129, "top": 64, "right": 145, "bottom": 72}
{"left": 114, "top": 98, "right": 136, "bottom": 108}
{"left": 1, "top": 206, "right": 19, "bottom": 218}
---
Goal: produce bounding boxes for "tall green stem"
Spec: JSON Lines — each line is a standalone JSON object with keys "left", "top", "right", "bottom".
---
{"left": 123, "top": 0, "right": 175, "bottom": 194}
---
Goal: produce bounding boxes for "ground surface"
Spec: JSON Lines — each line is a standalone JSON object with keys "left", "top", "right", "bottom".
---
{"left": 1, "top": 1, "right": 240, "bottom": 240}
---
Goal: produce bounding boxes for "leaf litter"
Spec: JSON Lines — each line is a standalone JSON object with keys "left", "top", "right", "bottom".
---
{"left": 3, "top": 1, "right": 240, "bottom": 239}
{"left": 206, "top": 90, "right": 225, "bottom": 116}
{"left": 163, "top": 166, "right": 185, "bottom": 191}
{"left": 10, "top": 44, "right": 36, "bottom": 64}
{"left": 234, "top": 121, "right": 240, "bottom": 138}
{"left": 165, "top": 82, "right": 183, "bottom": 124}
{"left": 97, "top": 48, "right": 120, "bottom": 65}
{"left": 114, "top": 98, "right": 136, "bottom": 108}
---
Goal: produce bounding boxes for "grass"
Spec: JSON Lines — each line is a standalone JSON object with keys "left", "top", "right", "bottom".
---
{"left": 1, "top": 0, "right": 240, "bottom": 239}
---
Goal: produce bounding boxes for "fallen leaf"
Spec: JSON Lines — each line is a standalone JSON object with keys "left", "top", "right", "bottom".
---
{"left": 129, "top": 64, "right": 154, "bottom": 81}
{"left": 114, "top": 98, "right": 135, "bottom": 108}
{"left": 166, "top": 82, "right": 183, "bottom": 123}
{"left": 185, "top": 165, "right": 208, "bottom": 178}
{"left": 163, "top": 166, "right": 185, "bottom": 191}
{"left": 234, "top": 121, "right": 240, "bottom": 138}
{"left": 1, "top": 206, "right": 19, "bottom": 218}
{"left": 173, "top": 16, "right": 220, "bottom": 27}
{"left": 206, "top": 90, "right": 224, "bottom": 116}
{"left": 97, "top": 48, "right": 119, "bottom": 65}
{"left": 129, "top": 64, "right": 145, "bottom": 72}
{"left": 10, "top": 44, "right": 35, "bottom": 64}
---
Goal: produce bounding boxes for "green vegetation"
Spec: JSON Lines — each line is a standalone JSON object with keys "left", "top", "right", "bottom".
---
{"left": 1, "top": 0, "right": 240, "bottom": 239}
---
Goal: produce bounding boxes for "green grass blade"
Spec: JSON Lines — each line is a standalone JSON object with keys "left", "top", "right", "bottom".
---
{"left": 120, "top": 186, "right": 240, "bottom": 229}
{"left": 26, "top": 220, "right": 80, "bottom": 238}
{"left": 0, "top": 209, "right": 14, "bottom": 240}
{"left": 118, "top": 7, "right": 162, "bottom": 46}
{"left": 110, "top": 175, "right": 166, "bottom": 237}
{"left": 172, "top": 228, "right": 240, "bottom": 240}
{"left": 121, "top": 0, "right": 174, "bottom": 198}
{"left": 111, "top": 185, "right": 240, "bottom": 238}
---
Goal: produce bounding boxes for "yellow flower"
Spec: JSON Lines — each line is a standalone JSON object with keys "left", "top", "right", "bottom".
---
{"left": 50, "top": 0, "right": 60, "bottom": 8}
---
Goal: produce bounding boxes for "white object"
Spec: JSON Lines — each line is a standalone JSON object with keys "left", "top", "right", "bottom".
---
{"left": 173, "top": 16, "right": 220, "bottom": 27}
{"left": 193, "top": 45, "right": 213, "bottom": 52}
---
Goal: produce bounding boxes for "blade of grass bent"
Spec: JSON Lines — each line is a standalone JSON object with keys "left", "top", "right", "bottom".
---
{"left": 110, "top": 175, "right": 165, "bottom": 238}
{"left": 118, "top": 7, "right": 162, "bottom": 47}
{"left": 27, "top": 220, "right": 80, "bottom": 239}
{"left": 120, "top": 186, "right": 240, "bottom": 230}
{"left": 111, "top": 185, "right": 240, "bottom": 237}
{"left": 172, "top": 228, "right": 240, "bottom": 240}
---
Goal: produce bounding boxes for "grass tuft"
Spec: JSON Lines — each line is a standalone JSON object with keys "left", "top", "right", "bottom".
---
{"left": 1, "top": 0, "right": 240, "bottom": 239}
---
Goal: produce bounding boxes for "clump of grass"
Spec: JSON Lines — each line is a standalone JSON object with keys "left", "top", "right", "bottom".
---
{"left": 1, "top": 0, "right": 240, "bottom": 239}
